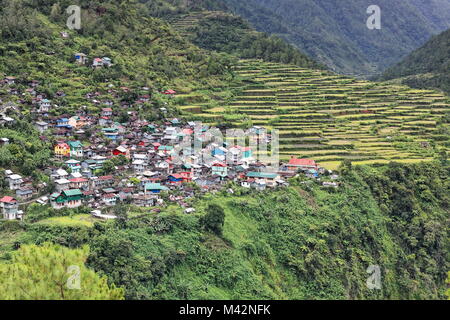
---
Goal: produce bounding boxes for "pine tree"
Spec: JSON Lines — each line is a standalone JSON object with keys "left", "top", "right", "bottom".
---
{"left": 0, "top": 243, "right": 124, "bottom": 300}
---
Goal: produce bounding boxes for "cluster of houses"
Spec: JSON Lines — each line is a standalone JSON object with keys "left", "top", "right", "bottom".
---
{"left": 0, "top": 76, "right": 339, "bottom": 221}
{"left": 74, "top": 53, "right": 113, "bottom": 68}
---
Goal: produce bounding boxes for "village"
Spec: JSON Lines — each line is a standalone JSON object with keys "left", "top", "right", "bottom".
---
{"left": 0, "top": 65, "right": 339, "bottom": 222}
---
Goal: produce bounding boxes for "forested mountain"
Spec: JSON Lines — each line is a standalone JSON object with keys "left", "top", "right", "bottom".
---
{"left": 0, "top": 0, "right": 233, "bottom": 91}
{"left": 141, "top": 0, "right": 321, "bottom": 68}
{"left": 2, "top": 162, "right": 448, "bottom": 299}
{"left": 0, "top": 0, "right": 448, "bottom": 301}
{"left": 381, "top": 28, "right": 450, "bottom": 95}
{"left": 221, "top": 0, "right": 450, "bottom": 78}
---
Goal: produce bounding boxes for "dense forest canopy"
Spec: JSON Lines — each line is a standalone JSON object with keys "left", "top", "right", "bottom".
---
{"left": 381, "top": 28, "right": 450, "bottom": 95}
{"left": 219, "top": 0, "right": 450, "bottom": 78}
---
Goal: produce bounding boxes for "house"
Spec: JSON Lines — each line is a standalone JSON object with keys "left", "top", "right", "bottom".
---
{"left": 132, "top": 194, "right": 157, "bottom": 207}
{"left": 101, "top": 108, "right": 113, "bottom": 117}
{"left": 50, "top": 189, "right": 83, "bottom": 209}
{"left": 56, "top": 118, "right": 70, "bottom": 128}
{"left": 68, "top": 141, "right": 84, "bottom": 158}
{"left": 91, "top": 175, "right": 114, "bottom": 189}
{"left": 68, "top": 116, "right": 86, "bottom": 129}
{"left": 55, "top": 178, "right": 71, "bottom": 192}
{"left": 168, "top": 173, "right": 183, "bottom": 185}
{"left": 163, "top": 89, "right": 176, "bottom": 95}
{"left": 0, "top": 138, "right": 10, "bottom": 146}
{"left": 99, "top": 116, "right": 111, "bottom": 126}
{"left": 38, "top": 99, "right": 51, "bottom": 112}
{"left": 102, "top": 128, "right": 119, "bottom": 140}
{"left": 102, "top": 57, "right": 112, "bottom": 67}
{"left": 119, "top": 188, "right": 134, "bottom": 201}
{"left": 242, "top": 147, "right": 253, "bottom": 159}
{"left": 112, "top": 146, "right": 130, "bottom": 158}
{"left": 52, "top": 168, "right": 69, "bottom": 180}
{"left": 228, "top": 147, "right": 241, "bottom": 164}
{"left": 16, "top": 187, "right": 33, "bottom": 200}
{"left": 69, "top": 177, "right": 89, "bottom": 190}
{"left": 287, "top": 157, "right": 318, "bottom": 171}
{"left": 92, "top": 58, "right": 104, "bottom": 68}
{"left": 132, "top": 160, "right": 147, "bottom": 174}
{"left": 35, "top": 121, "right": 49, "bottom": 133}
{"left": 4, "top": 76, "right": 16, "bottom": 85}
{"left": 102, "top": 193, "right": 118, "bottom": 206}
{"left": 212, "top": 162, "right": 228, "bottom": 178}
{"left": 0, "top": 196, "right": 23, "bottom": 220}
{"left": 54, "top": 142, "right": 70, "bottom": 158}
{"left": 306, "top": 169, "right": 319, "bottom": 178}
{"left": 246, "top": 172, "right": 280, "bottom": 188}
{"left": 8, "top": 174, "right": 23, "bottom": 190}
{"left": 66, "top": 159, "right": 81, "bottom": 174}
{"left": 144, "top": 183, "right": 168, "bottom": 194}
{"left": 92, "top": 156, "right": 107, "bottom": 168}
{"left": 74, "top": 53, "right": 88, "bottom": 65}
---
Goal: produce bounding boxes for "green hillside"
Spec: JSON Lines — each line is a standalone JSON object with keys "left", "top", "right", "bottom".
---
{"left": 0, "top": 0, "right": 448, "bottom": 301}
{"left": 3, "top": 162, "right": 447, "bottom": 299}
{"left": 381, "top": 28, "right": 450, "bottom": 95}
{"left": 180, "top": 59, "right": 450, "bottom": 170}
{"left": 0, "top": 0, "right": 233, "bottom": 105}
{"left": 166, "top": 10, "right": 321, "bottom": 69}
{"left": 221, "top": 0, "right": 450, "bottom": 78}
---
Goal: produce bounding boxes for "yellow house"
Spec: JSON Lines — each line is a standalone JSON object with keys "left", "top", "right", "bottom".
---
{"left": 54, "top": 143, "right": 70, "bottom": 158}
{"left": 68, "top": 116, "right": 86, "bottom": 129}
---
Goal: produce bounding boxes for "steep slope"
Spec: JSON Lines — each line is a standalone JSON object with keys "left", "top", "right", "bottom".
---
{"left": 168, "top": 10, "right": 321, "bottom": 69}
{"left": 20, "top": 162, "right": 445, "bottom": 300}
{"left": 381, "top": 28, "right": 450, "bottom": 95}
{"left": 181, "top": 59, "right": 450, "bottom": 170}
{"left": 222, "top": 0, "right": 450, "bottom": 78}
{"left": 0, "top": 0, "right": 233, "bottom": 103}
{"left": 142, "top": 0, "right": 322, "bottom": 69}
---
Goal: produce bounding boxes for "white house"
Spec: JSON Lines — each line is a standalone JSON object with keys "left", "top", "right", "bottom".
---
{"left": 8, "top": 174, "right": 23, "bottom": 190}
{"left": 0, "top": 196, "right": 23, "bottom": 220}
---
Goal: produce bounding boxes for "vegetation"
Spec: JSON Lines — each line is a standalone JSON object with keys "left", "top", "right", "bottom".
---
{"left": 0, "top": 0, "right": 234, "bottom": 102}
{"left": 381, "top": 28, "right": 450, "bottom": 95}
{"left": 0, "top": 243, "right": 124, "bottom": 299}
{"left": 0, "top": 0, "right": 448, "bottom": 301}
{"left": 0, "top": 162, "right": 446, "bottom": 299}
{"left": 182, "top": 59, "right": 450, "bottom": 169}
{"left": 168, "top": 10, "right": 321, "bottom": 69}
{"left": 221, "top": 0, "right": 450, "bottom": 77}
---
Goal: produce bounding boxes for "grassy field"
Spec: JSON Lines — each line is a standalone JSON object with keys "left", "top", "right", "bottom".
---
{"left": 36, "top": 214, "right": 97, "bottom": 228}
{"left": 180, "top": 59, "right": 450, "bottom": 169}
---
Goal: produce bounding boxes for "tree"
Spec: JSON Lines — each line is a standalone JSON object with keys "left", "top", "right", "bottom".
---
{"left": 0, "top": 243, "right": 124, "bottom": 300}
{"left": 201, "top": 204, "right": 225, "bottom": 236}
{"left": 101, "top": 160, "right": 115, "bottom": 175}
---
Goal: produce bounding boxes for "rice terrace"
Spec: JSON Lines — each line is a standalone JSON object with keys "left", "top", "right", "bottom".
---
{"left": 180, "top": 59, "right": 450, "bottom": 170}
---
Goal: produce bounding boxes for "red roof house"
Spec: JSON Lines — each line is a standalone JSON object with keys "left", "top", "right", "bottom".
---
{"left": 287, "top": 157, "right": 317, "bottom": 171}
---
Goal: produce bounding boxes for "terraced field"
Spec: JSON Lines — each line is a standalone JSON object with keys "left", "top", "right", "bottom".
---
{"left": 180, "top": 60, "right": 450, "bottom": 169}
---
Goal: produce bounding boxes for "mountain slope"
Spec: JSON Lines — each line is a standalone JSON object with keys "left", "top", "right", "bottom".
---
{"left": 141, "top": 0, "right": 322, "bottom": 69}
{"left": 0, "top": 0, "right": 233, "bottom": 101}
{"left": 168, "top": 10, "right": 321, "bottom": 69}
{"left": 84, "top": 163, "right": 448, "bottom": 299}
{"left": 221, "top": 0, "right": 450, "bottom": 78}
{"left": 180, "top": 59, "right": 450, "bottom": 170}
{"left": 381, "top": 28, "right": 450, "bottom": 95}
